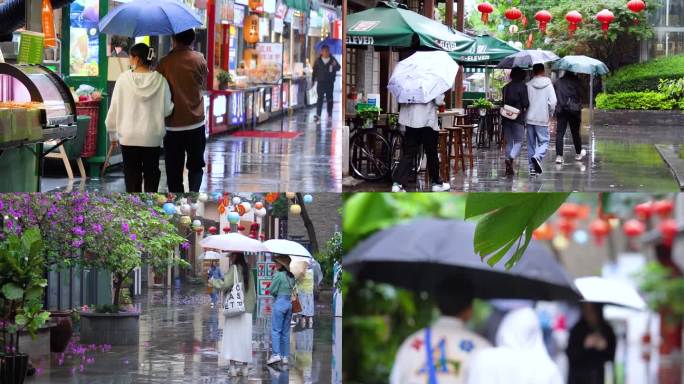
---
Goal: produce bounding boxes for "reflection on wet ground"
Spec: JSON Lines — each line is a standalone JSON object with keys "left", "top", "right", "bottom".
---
{"left": 345, "top": 123, "right": 680, "bottom": 192}
{"left": 42, "top": 105, "right": 342, "bottom": 193}
{"left": 24, "top": 287, "right": 333, "bottom": 383}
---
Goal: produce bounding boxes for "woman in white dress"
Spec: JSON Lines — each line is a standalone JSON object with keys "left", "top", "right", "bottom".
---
{"left": 213, "top": 252, "right": 256, "bottom": 377}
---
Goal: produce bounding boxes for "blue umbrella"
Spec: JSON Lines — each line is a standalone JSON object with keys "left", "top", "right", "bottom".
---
{"left": 99, "top": 0, "right": 204, "bottom": 37}
{"left": 315, "top": 37, "right": 342, "bottom": 55}
{"left": 553, "top": 55, "right": 610, "bottom": 128}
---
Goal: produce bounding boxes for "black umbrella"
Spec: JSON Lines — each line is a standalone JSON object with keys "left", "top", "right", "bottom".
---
{"left": 344, "top": 218, "right": 580, "bottom": 301}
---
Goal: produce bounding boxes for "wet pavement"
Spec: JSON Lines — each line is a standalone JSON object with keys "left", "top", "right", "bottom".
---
{"left": 23, "top": 286, "right": 334, "bottom": 383}
{"left": 344, "top": 123, "right": 681, "bottom": 192}
{"left": 41, "top": 105, "right": 342, "bottom": 193}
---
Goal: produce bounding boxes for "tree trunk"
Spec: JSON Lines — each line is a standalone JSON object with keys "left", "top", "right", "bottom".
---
{"left": 113, "top": 273, "right": 123, "bottom": 307}
{"left": 296, "top": 193, "right": 319, "bottom": 254}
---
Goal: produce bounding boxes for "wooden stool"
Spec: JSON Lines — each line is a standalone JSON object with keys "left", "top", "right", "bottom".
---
{"left": 44, "top": 141, "right": 86, "bottom": 180}
{"left": 438, "top": 130, "right": 450, "bottom": 183}
{"left": 446, "top": 127, "right": 465, "bottom": 174}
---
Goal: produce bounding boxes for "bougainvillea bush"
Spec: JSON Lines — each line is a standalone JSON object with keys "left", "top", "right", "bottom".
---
{"left": 0, "top": 193, "right": 190, "bottom": 308}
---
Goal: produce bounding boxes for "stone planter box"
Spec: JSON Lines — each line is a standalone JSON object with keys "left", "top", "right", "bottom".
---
{"left": 594, "top": 109, "right": 684, "bottom": 128}
{"left": 80, "top": 312, "right": 140, "bottom": 346}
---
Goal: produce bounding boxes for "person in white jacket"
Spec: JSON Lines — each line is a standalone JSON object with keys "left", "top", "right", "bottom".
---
{"left": 105, "top": 43, "right": 173, "bottom": 192}
{"left": 392, "top": 93, "right": 450, "bottom": 192}
{"left": 467, "top": 307, "right": 563, "bottom": 384}
{"left": 525, "top": 64, "right": 557, "bottom": 177}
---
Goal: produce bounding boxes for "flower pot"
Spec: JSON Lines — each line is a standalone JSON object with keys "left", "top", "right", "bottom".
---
{"left": 478, "top": 108, "right": 487, "bottom": 116}
{"left": 49, "top": 311, "right": 73, "bottom": 353}
{"left": 80, "top": 311, "right": 140, "bottom": 346}
{"left": 0, "top": 353, "right": 29, "bottom": 384}
{"left": 218, "top": 82, "right": 228, "bottom": 91}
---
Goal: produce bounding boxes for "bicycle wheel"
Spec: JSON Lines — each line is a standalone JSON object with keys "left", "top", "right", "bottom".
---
{"left": 350, "top": 129, "right": 391, "bottom": 181}
{"left": 389, "top": 132, "right": 403, "bottom": 174}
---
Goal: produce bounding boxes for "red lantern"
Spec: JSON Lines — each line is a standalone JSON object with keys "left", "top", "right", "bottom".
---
{"left": 596, "top": 9, "right": 615, "bottom": 36}
{"left": 558, "top": 218, "right": 576, "bottom": 238}
{"left": 623, "top": 219, "right": 646, "bottom": 238}
{"left": 238, "top": 225, "right": 246, "bottom": 231}
{"left": 659, "top": 219, "right": 679, "bottom": 246}
{"left": 635, "top": 201, "right": 654, "bottom": 220}
{"left": 505, "top": 7, "right": 522, "bottom": 22}
{"left": 208, "top": 226, "right": 218, "bottom": 235}
{"left": 533, "top": 222, "right": 555, "bottom": 241}
{"left": 477, "top": 2, "right": 494, "bottom": 23}
{"left": 565, "top": 11, "right": 582, "bottom": 36}
{"left": 535, "top": 10, "right": 552, "bottom": 34}
{"left": 627, "top": 0, "right": 646, "bottom": 24}
{"left": 589, "top": 219, "right": 611, "bottom": 245}
{"left": 653, "top": 200, "right": 674, "bottom": 218}
{"left": 222, "top": 225, "right": 231, "bottom": 233}
{"left": 558, "top": 203, "right": 580, "bottom": 220}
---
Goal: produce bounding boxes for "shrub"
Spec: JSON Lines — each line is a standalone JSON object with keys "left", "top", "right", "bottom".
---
{"left": 658, "top": 78, "right": 684, "bottom": 100}
{"left": 604, "top": 55, "right": 684, "bottom": 92}
{"left": 595, "top": 91, "right": 677, "bottom": 110}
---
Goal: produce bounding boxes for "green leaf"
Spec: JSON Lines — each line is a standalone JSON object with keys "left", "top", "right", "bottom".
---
{"left": 1, "top": 283, "right": 24, "bottom": 301}
{"left": 24, "top": 286, "right": 44, "bottom": 302}
{"left": 343, "top": 193, "right": 399, "bottom": 250}
{"left": 14, "top": 314, "right": 27, "bottom": 326}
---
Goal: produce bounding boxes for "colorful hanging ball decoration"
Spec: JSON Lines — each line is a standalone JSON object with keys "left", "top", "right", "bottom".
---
{"left": 634, "top": 201, "right": 654, "bottom": 220}
{"left": 241, "top": 202, "right": 252, "bottom": 213}
{"left": 180, "top": 215, "right": 192, "bottom": 226}
{"left": 565, "top": 10, "right": 582, "bottom": 37}
{"left": 285, "top": 192, "right": 297, "bottom": 200}
{"left": 623, "top": 219, "right": 646, "bottom": 238}
{"left": 180, "top": 204, "right": 192, "bottom": 215}
{"left": 552, "top": 234, "right": 570, "bottom": 250}
{"left": 303, "top": 194, "right": 313, "bottom": 204}
{"left": 596, "top": 9, "right": 615, "bottom": 37}
{"left": 509, "top": 24, "right": 519, "bottom": 34}
{"left": 558, "top": 218, "right": 577, "bottom": 238}
{"left": 162, "top": 203, "right": 176, "bottom": 215}
{"left": 627, "top": 0, "right": 646, "bottom": 24}
{"left": 198, "top": 193, "right": 209, "bottom": 203}
{"left": 211, "top": 192, "right": 222, "bottom": 202}
{"left": 477, "top": 2, "right": 494, "bottom": 24}
{"left": 236, "top": 204, "right": 246, "bottom": 216}
{"left": 208, "top": 226, "right": 218, "bottom": 235}
{"left": 232, "top": 196, "right": 242, "bottom": 205}
{"left": 156, "top": 195, "right": 168, "bottom": 206}
{"left": 228, "top": 211, "right": 240, "bottom": 224}
{"left": 192, "top": 219, "right": 202, "bottom": 228}
{"left": 238, "top": 225, "right": 246, "bottom": 231}
{"left": 255, "top": 207, "right": 267, "bottom": 218}
{"left": 223, "top": 226, "right": 232, "bottom": 233}
{"left": 573, "top": 230, "right": 589, "bottom": 244}
{"left": 255, "top": 201, "right": 264, "bottom": 210}
{"left": 290, "top": 204, "right": 302, "bottom": 215}
{"left": 558, "top": 203, "right": 581, "bottom": 220}
{"left": 659, "top": 219, "right": 679, "bottom": 246}
{"left": 653, "top": 200, "right": 674, "bottom": 218}
{"left": 505, "top": 7, "right": 522, "bottom": 22}
{"left": 535, "top": 10, "right": 552, "bottom": 34}
{"left": 589, "top": 219, "right": 611, "bottom": 245}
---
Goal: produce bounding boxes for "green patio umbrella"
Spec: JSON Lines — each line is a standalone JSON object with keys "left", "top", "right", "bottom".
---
{"left": 449, "top": 34, "right": 520, "bottom": 65}
{"left": 346, "top": 1, "right": 474, "bottom": 52}
{"left": 553, "top": 55, "right": 610, "bottom": 129}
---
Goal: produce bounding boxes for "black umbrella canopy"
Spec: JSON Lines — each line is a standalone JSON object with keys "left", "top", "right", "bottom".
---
{"left": 344, "top": 218, "right": 580, "bottom": 301}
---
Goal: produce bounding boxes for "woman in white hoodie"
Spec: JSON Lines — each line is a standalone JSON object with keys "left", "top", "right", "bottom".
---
{"left": 105, "top": 43, "right": 173, "bottom": 192}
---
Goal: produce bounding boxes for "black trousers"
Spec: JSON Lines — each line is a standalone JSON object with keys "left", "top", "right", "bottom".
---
{"left": 120, "top": 145, "right": 161, "bottom": 193}
{"left": 555, "top": 110, "right": 582, "bottom": 156}
{"left": 316, "top": 82, "right": 334, "bottom": 117}
{"left": 392, "top": 127, "right": 441, "bottom": 187}
{"left": 164, "top": 126, "right": 206, "bottom": 193}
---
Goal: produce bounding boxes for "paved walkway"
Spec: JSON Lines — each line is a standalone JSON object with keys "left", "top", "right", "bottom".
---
{"left": 42, "top": 105, "right": 342, "bottom": 193}
{"left": 344, "top": 123, "right": 680, "bottom": 192}
{"left": 23, "top": 287, "right": 334, "bottom": 383}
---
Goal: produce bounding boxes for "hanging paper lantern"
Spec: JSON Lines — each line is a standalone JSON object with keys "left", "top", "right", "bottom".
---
{"left": 285, "top": 192, "right": 297, "bottom": 200}
{"left": 180, "top": 204, "right": 192, "bottom": 215}
{"left": 255, "top": 207, "right": 267, "bottom": 218}
{"left": 208, "top": 226, "right": 218, "bottom": 235}
{"left": 255, "top": 201, "right": 264, "bottom": 210}
{"left": 558, "top": 218, "right": 576, "bottom": 238}
{"left": 162, "top": 203, "right": 176, "bottom": 215}
{"left": 192, "top": 219, "right": 202, "bottom": 228}
{"left": 241, "top": 202, "right": 252, "bottom": 213}
{"left": 180, "top": 215, "right": 192, "bottom": 226}
{"left": 236, "top": 204, "right": 246, "bottom": 216}
{"left": 565, "top": 11, "right": 582, "bottom": 37}
{"left": 244, "top": 15, "right": 260, "bottom": 44}
{"left": 573, "top": 230, "right": 589, "bottom": 244}
{"left": 477, "top": 2, "right": 494, "bottom": 24}
{"left": 623, "top": 219, "right": 646, "bottom": 238}
{"left": 552, "top": 234, "right": 570, "bottom": 250}
{"left": 303, "top": 194, "right": 313, "bottom": 204}
{"left": 198, "top": 193, "right": 209, "bottom": 203}
{"left": 627, "top": 0, "right": 646, "bottom": 24}
{"left": 191, "top": 203, "right": 199, "bottom": 212}
{"left": 589, "top": 219, "right": 610, "bottom": 245}
{"left": 248, "top": 0, "right": 263, "bottom": 12}
{"left": 535, "top": 10, "right": 552, "bottom": 34}
{"left": 558, "top": 203, "right": 580, "bottom": 220}
{"left": 653, "top": 200, "right": 674, "bottom": 218}
{"left": 211, "top": 192, "right": 222, "bottom": 202}
{"left": 634, "top": 201, "right": 654, "bottom": 220}
{"left": 533, "top": 222, "right": 555, "bottom": 241}
{"left": 290, "top": 204, "right": 302, "bottom": 215}
{"left": 218, "top": 203, "right": 226, "bottom": 215}
{"left": 659, "top": 219, "right": 679, "bottom": 246}
{"left": 577, "top": 205, "right": 591, "bottom": 220}
{"left": 505, "top": 7, "right": 522, "bottom": 22}
{"left": 509, "top": 24, "right": 519, "bottom": 34}
{"left": 232, "top": 196, "right": 242, "bottom": 205}
{"left": 596, "top": 9, "right": 615, "bottom": 36}
{"left": 156, "top": 195, "right": 168, "bottom": 206}
{"left": 238, "top": 225, "right": 246, "bottom": 231}
{"left": 228, "top": 211, "right": 240, "bottom": 224}
{"left": 223, "top": 226, "right": 232, "bottom": 233}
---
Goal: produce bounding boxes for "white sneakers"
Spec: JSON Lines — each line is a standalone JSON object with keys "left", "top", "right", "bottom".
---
{"left": 575, "top": 149, "right": 587, "bottom": 161}
{"left": 282, "top": 357, "right": 289, "bottom": 365}
{"left": 431, "top": 182, "right": 451, "bottom": 192}
{"left": 391, "top": 183, "right": 406, "bottom": 192}
{"left": 267, "top": 355, "right": 282, "bottom": 365}
{"left": 555, "top": 155, "right": 563, "bottom": 164}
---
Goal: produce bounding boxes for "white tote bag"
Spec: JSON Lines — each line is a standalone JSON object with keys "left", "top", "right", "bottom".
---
{"left": 223, "top": 267, "right": 246, "bottom": 317}
{"left": 308, "top": 85, "right": 318, "bottom": 105}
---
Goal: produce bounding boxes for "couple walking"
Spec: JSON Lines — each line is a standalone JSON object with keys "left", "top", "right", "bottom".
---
{"left": 501, "top": 64, "right": 586, "bottom": 177}
{"left": 105, "top": 28, "right": 208, "bottom": 193}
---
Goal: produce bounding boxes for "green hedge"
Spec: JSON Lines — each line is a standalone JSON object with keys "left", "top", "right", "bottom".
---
{"left": 595, "top": 92, "right": 678, "bottom": 110}
{"left": 604, "top": 55, "right": 684, "bottom": 92}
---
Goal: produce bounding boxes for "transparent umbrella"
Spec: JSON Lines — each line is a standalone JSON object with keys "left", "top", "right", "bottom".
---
{"left": 553, "top": 55, "right": 610, "bottom": 129}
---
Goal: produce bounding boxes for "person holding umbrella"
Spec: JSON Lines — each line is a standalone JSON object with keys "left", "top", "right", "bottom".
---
{"left": 501, "top": 67, "right": 529, "bottom": 176}
{"left": 312, "top": 45, "right": 341, "bottom": 122}
{"left": 267, "top": 255, "right": 297, "bottom": 366}
{"left": 554, "top": 71, "right": 586, "bottom": 164}
{"left": 526, "top": 63, "right": 557, "bottom": 176}
{"left": 566, "top": 303, "right": 616, "bottom": 384}
{"left": 390, "top": 279, "right": 490, "bottom": 384}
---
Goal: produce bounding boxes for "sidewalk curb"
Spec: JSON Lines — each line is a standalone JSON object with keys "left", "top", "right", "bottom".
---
{"left": 655, "top": 144, "right": 684, "bottom": 191}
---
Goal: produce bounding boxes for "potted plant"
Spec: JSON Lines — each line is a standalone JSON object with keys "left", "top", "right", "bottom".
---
{"left": 471, "top": 98, "right": 494, "bottom": 116}
{"left": 356, "top": 105, "right": 382, "bottom": 129}
{"left": 0, "top": 228, "right": 50, "bottom": 384}
{"left": 217, "top": 70, "right": 233, "bottom": 90}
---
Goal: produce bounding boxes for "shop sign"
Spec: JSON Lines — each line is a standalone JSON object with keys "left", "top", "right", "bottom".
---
{"left": 255, "top": 43, "right": 283, "bottom": 84}
{"left": 244, "top": 15, "right": 260, "bottom": 43}
{"left": 275, "top": 2, "right": 288, "bottom": 18}
{"left": 218, "top": 0, "right": 234, "bottom": 23}
{"left": 309, "top": 10, "right": 323, "bottom": 28}
{"left": 271, "top": 85, "right": 281, "bottom": 111}
{"left": 259, "top": 17, "right": 270, "bottom": 37}
{"left": 257, "top": 261, "right": 277, "bottom": 278}
{"left": 273, "top": 17, "right": 284, "bottom": 34}
{"left": 346, "top": 35, "right": 374, "bottom": 46}
{"left": 69, "top": 0, "right": 100, "bottom": 76}
{"left": 234, "top": 4, "right": 245, "bottom": 26}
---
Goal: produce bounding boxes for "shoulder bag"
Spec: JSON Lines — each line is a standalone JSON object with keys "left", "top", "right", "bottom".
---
{"left": 500, "top": 85, "right": 521, "bottom": 121}
{"left": 286, "top": 275, "right": 303, "bottom": 313}
{"left": 223, "top": 266, "right": 246, "bottom": 317}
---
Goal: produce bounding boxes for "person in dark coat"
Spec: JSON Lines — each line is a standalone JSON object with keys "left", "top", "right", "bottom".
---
{"left": 312, "top": 45, "right": 340, "bottom": 122}
{"left": 567, "top": 303, "right": 616, "bottom": 384}
{"left": 501, "top": 67, "right": 529, "bottom": 176}
{"left": 554, "top": 71, "right": 586, "bottom": 164}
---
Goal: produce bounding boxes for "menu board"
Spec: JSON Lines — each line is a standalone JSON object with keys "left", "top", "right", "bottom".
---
{"left": 69, "top": 0, "right": 100, "bottom": 76}
{"left": 255, "top": 43, "right": 283, "bottom": 84}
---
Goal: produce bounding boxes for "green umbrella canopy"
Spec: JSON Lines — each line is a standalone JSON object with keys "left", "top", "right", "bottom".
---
{"left": 346, "top": 1, "right": 474, "bottom": 52}
{"left": 449, "top": 34, "right": 520, "bottom": 65}
{"left": 553, "top": 55, "right": 609, "bottom": 76}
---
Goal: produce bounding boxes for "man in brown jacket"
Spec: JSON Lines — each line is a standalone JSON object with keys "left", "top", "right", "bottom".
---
{"left": 157, "top": 28, "right": 209, "bottom": 192}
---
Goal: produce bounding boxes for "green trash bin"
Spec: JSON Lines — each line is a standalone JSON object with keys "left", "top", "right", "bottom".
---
{"left": 63, "top": 115, "right": 90, "bottom": 159}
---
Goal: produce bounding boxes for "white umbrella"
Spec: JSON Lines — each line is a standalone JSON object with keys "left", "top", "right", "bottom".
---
{"left": 263, "top": 239, "right": 312, "bottom": 257}
{"left": 202, "top": 251, "right": 222, "bottom": 260}
{"left": 200, "top": 233, "right": 267, "bottom": 253}
{"left": 575, "top": 277, "right": 647, "bottom": 310}
{"left": 388, "top": 51, "right": 459, "bottom": 104}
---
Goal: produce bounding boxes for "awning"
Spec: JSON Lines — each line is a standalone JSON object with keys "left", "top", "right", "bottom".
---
{"left": 449, "top": 34, "right": 520, "bottom": 65}
{"left": 285, "top": 0, "right": 309, "bottom": 12}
